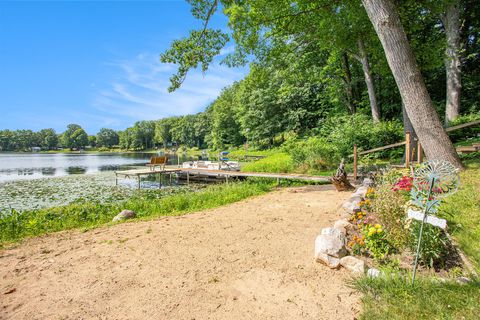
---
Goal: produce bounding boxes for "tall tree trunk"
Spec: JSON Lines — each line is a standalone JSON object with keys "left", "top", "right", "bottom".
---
{"left": 361, "top": 0, "right": 463, "bottom": 168}
{"left": 354, "top": 38, "right": 380, "bottom": 122}
{"left": 341, "top": 52, "right": 356, "bottom": 114}
{"left": 442, "top": 0, "right": 462, "bottom": 124}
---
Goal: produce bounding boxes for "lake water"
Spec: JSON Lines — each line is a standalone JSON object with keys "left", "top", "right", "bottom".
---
{"left": 0, "top": 152, "right": 195, "bottom": 183}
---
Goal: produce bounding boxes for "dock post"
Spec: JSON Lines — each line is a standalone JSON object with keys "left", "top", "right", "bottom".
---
{"left": 187, "top": 171, "right": 190, "bottom": 186}
{"left": 276, "top": 177, "right": 280, "bottom": 185}
{"left": 226, "top": 175, "right": 229, "bottom": 184}
{"left": 115, "top": 172, "right": 118, "bottom": 186}
{"left": 138, "top": 176, "right": 141, "bottom": 190}
{"left": 158, "top": 173, "right": 161, "bottom": 189}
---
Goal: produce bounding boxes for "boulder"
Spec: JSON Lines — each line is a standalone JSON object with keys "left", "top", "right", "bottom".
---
{"left": 315, "top": 227, "right": 347, "bottom": 259}
{"left": 315, "top": 253, "right": 341, "bottom": 269}
{"left": 112, "top": 210, "right": 136, "bottom": 222}
{"left": 340, "top": 256, "right": 365, "bottom": 275}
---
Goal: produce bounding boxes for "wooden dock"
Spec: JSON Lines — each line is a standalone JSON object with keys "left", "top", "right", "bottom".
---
{"left": 114, "top": 168, "right": 331, "bottom": 189}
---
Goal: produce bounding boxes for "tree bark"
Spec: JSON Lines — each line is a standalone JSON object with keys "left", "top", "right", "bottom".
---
{"left": 442, "top": 0, "right": 462, "bottom": 124}
{"left": 341, "top": 52, "right": 356, "bottom": 114}
{"left": 361, "top": 0, "right": 463, "bottom": 168}
{"left": 354, "top": 39, "right": 380, "bottom": 122}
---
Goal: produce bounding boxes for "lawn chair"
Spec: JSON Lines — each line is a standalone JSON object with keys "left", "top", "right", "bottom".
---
{"left": 146, "top": 156, "right": 168, "bottom": 171}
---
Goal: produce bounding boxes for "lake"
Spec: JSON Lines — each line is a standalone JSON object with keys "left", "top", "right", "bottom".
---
{"left": 0, "top": 152, "right": 195, "bottom": 183}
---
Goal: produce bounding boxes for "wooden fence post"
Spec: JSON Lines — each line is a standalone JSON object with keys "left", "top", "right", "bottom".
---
{"left": 405, "top": 131, "right": 411, "bottom": 168}
{"left": 353, "top": 144, "right": 358, "bottom": 181}
{"left": 417, "top": 141, "right": 423, "bottom": 163}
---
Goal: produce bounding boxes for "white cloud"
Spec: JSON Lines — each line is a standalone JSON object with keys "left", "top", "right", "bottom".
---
{"left": 94, "top": 52, "right": 247, "bottom": 125}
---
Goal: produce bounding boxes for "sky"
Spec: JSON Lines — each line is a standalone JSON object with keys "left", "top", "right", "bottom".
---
{"left": 0, "top": 0, "right": 247, "bottom": 134}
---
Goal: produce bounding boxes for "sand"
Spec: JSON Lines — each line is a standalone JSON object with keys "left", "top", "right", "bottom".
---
{"left": 0, "top": 185, "right": 359, "bottom": 320}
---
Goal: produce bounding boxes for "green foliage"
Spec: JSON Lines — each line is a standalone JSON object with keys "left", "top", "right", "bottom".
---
{"left": 283, "top": 136, "right": 340, "bottom": 172}
{"left": 319, "top": 114, "right": 404, "bottom": 158}
{"left": 371, "top": 182, "right": 410, "bottom": 249}
{"left": 353, "top": 275, "right": 480, "bottom": 320}
{"left": 62, "top": 124, "right": 89, "bottom": 149}
{"left": 96, "top": 128, "right": 119, "bottom": 148}
{"left": 362, "top": 223, "right": 394, "bottom": 261}
{"left": 241, "top": 153, "right": 294, "bottom": 173}
{"left": 447, "top": 112, "right": 480, "bottom": 143}
{"left": 409, "top": 220, "right": 449, "bottom": 268}
{"left": 0, "top": 180, "right": 274, "bottom": 245}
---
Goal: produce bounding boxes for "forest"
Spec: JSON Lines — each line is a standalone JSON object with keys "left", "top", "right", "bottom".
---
{"left": 1, "top": 0, "right": 479, "bottom": 169}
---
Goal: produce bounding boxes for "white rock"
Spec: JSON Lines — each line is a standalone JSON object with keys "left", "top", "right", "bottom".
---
{"left": 112, "top": 209, "right": 136, "bottom": 222}
{"left": 353, "top": 186, "right": 369, "bottom": 198}
{"left": 315, "top": 228, "right": 347, "bottom": 259}
{"left": 340, "top": 256, "right": 365, "bottom": 275}
{"left": 333, "top": 220, "right": 351, "bottom": 234}
{"left": 342, "top": 195, "right": 362, "bottom": 212}
{"left": 315, "top": 252, "right": 341, "bottom": 269}
{"left": 367, "top": 268, "right": 382, "bottom": 278}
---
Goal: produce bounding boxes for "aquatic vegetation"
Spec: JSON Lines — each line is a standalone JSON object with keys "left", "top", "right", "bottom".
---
{"left": 0, "top": 179, "right": 275, "bottom": 245}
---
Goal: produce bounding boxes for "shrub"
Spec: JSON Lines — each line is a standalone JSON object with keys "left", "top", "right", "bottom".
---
{"left": 319, "top": 114, "right": 404, "bottom": 158}
{"left": 447, "top": 112, "right": 480, "bottom": 143}
{"left": 409, "top": 221, "right": 449, "bottom": 268}
{"left": 282, "top": 136, "right": 340, "bottom": 172}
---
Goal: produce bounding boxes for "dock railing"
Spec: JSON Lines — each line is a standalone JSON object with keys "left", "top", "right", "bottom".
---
{"left": 350, "top": 119, "right": 480, "bottom": 180}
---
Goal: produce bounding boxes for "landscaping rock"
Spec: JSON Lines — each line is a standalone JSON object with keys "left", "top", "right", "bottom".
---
{"left": 112, "top": 210, "right": 136, "bottom": 222}
{"left": 340, "top": 256, "right": 365, "bottom": 275}
{"left": 367, "top": 268, "right": 382, "bottom": 278}
{"left": 342, "top": 195, "right": 362, "bottom": 212}
{"left": 456, "top": 276, "right": 471, "bottom": 284}
{"left": 315, "top": 227, "right": 347, "bottom": 258}
{"left": 315, "top": 252, "right": 341, "bottom": 269}
{"left": 333, "top": 219, "right": 351, "bottom": 234}
{"left": 353, "top": 186, "right": 368, "bottom": 198}
{"left": 362, "top": 178, "right": 374, "bottom": 187}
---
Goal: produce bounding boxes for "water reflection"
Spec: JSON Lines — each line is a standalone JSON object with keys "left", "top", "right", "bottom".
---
{"left": 65, "top": 166, "right": 87, "bottom": 174}
{"left": 0, "top": 152, "right": 207, "bottom": 183}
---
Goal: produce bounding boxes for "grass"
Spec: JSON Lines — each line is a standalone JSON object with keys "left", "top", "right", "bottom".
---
{"left": 354, "top": 160, "right": 480, "bottom": 319}
{"left": 440, "top": 161, "right": 480, "bottom": 272}
{"left": 0, "top": 179, "right": 276, "bottom": 246}
{"left": 353, "top": 275, "right": 480, "bottom": 320}
{"left": 241, "top": 153, "right": 295, "bottom": 173}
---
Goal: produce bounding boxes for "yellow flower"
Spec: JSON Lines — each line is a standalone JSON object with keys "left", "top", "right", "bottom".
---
{"left": 377, "top": 228, "right": 383, "bottom": 233}
{"left": 374, "top": 224, "right": 382, "bottom": 229}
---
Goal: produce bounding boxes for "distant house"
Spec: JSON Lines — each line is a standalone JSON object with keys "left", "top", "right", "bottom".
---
{"left": 31, "top": 147, "right": 41, "bottom": 152}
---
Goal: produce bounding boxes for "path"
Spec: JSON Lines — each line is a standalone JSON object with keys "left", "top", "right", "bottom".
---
{"left": 0, "top": 185, "right": 359, "bottom": 320}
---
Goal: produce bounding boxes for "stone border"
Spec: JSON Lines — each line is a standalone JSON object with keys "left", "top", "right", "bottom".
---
{"left": 314, "top": 178, "right": 375, "bottom": 276}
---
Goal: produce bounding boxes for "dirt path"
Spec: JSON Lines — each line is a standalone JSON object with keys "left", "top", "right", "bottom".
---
{"left": 0, "top": 185, "right": 359, "bottom": 320}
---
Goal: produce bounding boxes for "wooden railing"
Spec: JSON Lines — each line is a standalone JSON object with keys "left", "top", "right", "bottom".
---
{"left": 351, "top": 119, "right": 480, "bottom": 180}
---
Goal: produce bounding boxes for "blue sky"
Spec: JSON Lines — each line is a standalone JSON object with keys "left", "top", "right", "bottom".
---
{"left": 0, "top": 0, "right": 246, "bottom": 134}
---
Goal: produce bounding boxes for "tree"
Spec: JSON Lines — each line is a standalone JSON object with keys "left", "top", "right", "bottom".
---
{"left": 62, "top": 124, "right": 89, "bottom": 150}
{"left": 154, "top": 118, "right": 174, "bottom": 148}
{"left": 38, "top": 128, "right": 58, "bottom": 150}
{"left": 96, "top": 128, "right": 119, "bottom": 148}
{"left": 441, "top": 0, "right": 462, "bottom": 123}
{"left": 361, "top": 0, "right": 462, "bottom": 168}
